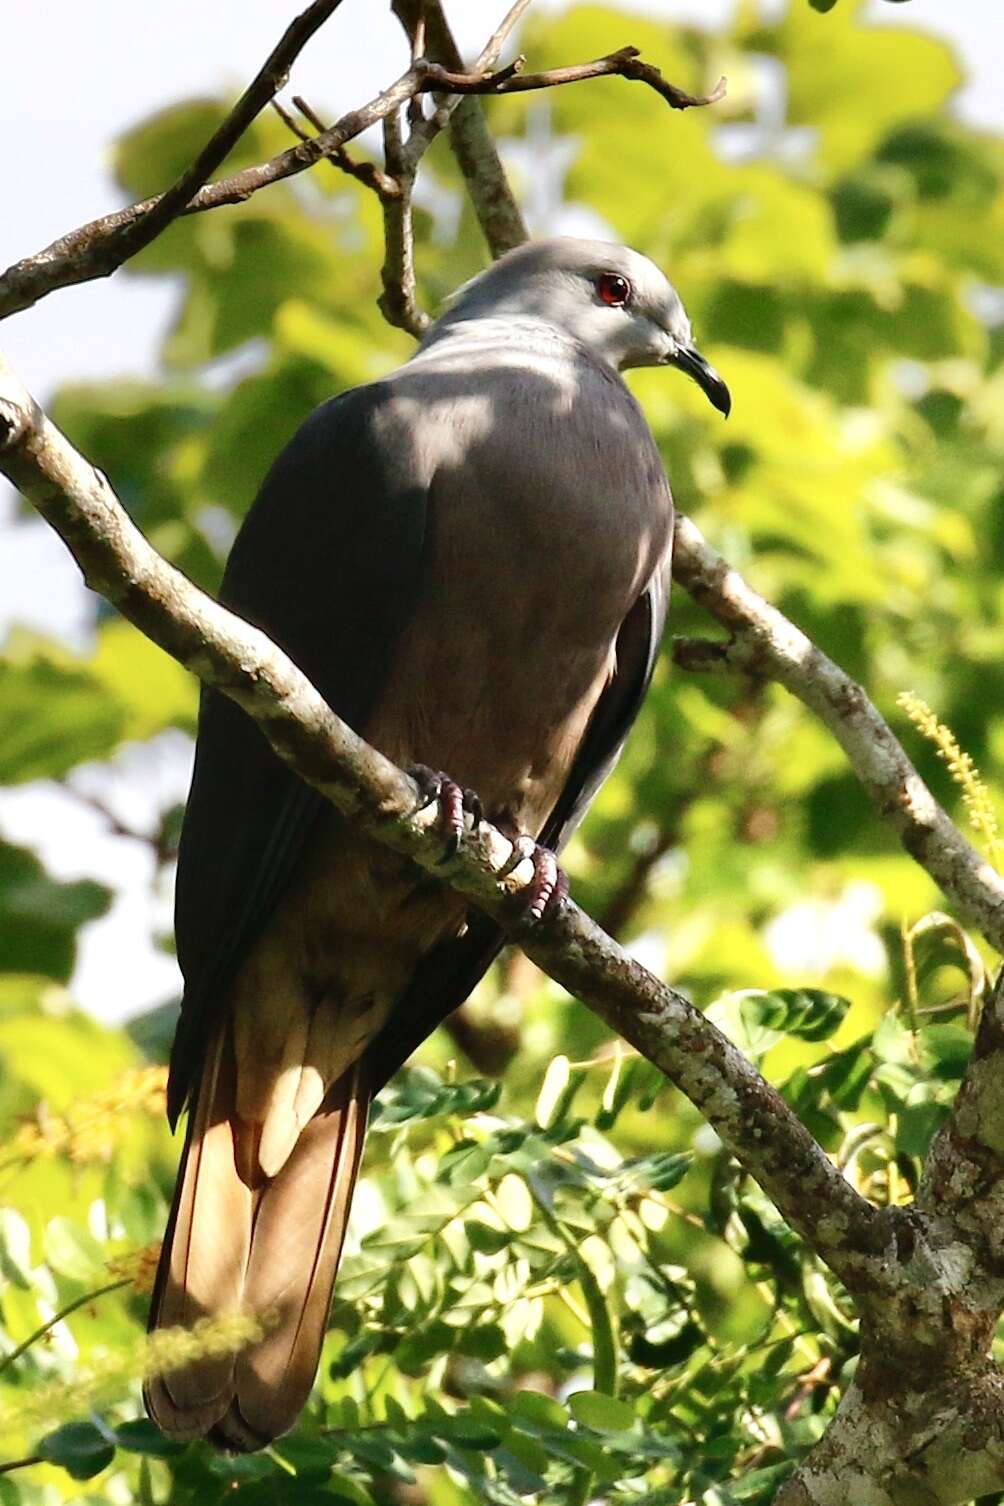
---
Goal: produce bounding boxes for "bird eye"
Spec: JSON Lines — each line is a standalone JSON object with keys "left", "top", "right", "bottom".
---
{"left": 597, "top": 272, "right": 632, "bottom": 308}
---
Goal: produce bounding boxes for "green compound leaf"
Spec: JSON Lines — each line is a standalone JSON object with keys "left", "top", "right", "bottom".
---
{"left": 38, "top": 1420, "right": 116, "bottom": 1481}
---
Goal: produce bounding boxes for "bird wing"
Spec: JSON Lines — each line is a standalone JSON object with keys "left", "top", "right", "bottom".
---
{"left": 153, "top": 362, "right": 672, "bottom": 1448}
{"left": 364, "top": 548, "right": 673, "bottom": 1093}
{"left": 168, "top": 382, "right": 431, "bottom": 1122}
{"left": 170, "top": 365, "right": 673, "bottom": 1114}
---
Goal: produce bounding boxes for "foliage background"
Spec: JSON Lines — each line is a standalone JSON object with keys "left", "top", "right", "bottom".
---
{"left": 1, "top": 0, "right": 1003, "bottom": 1500}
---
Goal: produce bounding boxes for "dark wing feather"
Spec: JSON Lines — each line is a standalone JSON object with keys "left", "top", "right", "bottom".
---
{"left": 364, "top": 555, "right": 672, "bottom": 1094}
{"left": 169, "top": 384, "right": 430, "bottom": 1120}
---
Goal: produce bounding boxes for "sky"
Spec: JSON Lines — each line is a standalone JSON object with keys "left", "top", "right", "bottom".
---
{"left": 0, "top": 0, "right": 1001, "bottom": 1022}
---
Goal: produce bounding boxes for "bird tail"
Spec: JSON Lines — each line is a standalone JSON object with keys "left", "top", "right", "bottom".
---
{"left": 144, "top": 1024, "right": 368, "bottom": 1451}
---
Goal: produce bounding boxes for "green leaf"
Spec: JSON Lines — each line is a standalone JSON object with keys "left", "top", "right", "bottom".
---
{"left": 108, "top": 1418, "right": 185, "bottom": 1457}
{"left": 0, "top": 654, "right": 125, "bottom": 784}
{"left": 38, "top": 1420, "right": 115, "bottom": 1481}
{"left": 430, "top": 1414, "right": 505, "bottom": 1449}
{"left": 327, "top": 1472, "right": 377, "bottom": 1506}
{"left": 394, "top": 1319, "right": 454, "bottom": 1374}
{"left": 726, "top": 1461, "right": 797, "bottom": 1499}
{"left": 872, "top": 1012, "right": 918, "bottom": 1064}
{"left": 741, "top": 988, "right": 851, "bottom": 1045}
{"left": 568, "top": 1390, "right": 636, "bottom": 1431}
{"left": 0, "top": 842, "right": 110, "bottom": 983}
{"left": 509, "top": 1391, "right": 569, "bottom": 1430}
{"left": 465, "top": 1219, "right": 512, "bottom": 1255}
{"left": 89, "top": 620, "right": 197, "bottom": 738}
{"left": 0, "top": 1208, "right": 33, "bottom": 1288}
{"left": 917, "top": 1024, "right": 972, "bottom": 1081}
{"left": 535, "top": 1054, "right": 571, "bottom": 1129}
{"left": 395, "top": 1433, "right": 447, "bottom": 1465}
{"left": 456, "top": 1322, "right": 507, "bottom": 1362}
{"left": 767, "top": 1, "right": 961, "bottom": 173}
{"left": 43, "top": 1218, "right": 105, "bottom": 1282}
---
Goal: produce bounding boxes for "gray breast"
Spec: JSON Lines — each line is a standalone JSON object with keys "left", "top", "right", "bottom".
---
{"left": 362, "top": 324, "right": 673, "bottom": 826}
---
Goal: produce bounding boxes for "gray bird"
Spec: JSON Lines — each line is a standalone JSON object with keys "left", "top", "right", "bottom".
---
{"left": 145, "top": 237, "right": 729, "bottom": 1450}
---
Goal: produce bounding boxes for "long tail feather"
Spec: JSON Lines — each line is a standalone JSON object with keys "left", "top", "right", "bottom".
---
{"left": 145, "top": 1032, "right": 369, "bottom": 1450}
{"left": 212, "top": 1065, "right": 366, "bottom": 1450}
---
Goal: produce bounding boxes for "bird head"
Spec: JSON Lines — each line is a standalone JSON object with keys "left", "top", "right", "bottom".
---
{"left": 437, "top": 237, "right": 730, "bottom": 416}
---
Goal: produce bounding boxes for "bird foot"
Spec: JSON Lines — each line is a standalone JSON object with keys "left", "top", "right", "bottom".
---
{"left": 499, "top": 834, "right": 570, "bottom": 927}
{"left": 408, "top": 764, "right": 483, "bottom": 861}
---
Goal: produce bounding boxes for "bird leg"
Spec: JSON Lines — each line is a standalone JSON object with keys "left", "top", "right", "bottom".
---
{"left": 408, "top": 767, "right": 568, "bottom": 921}
{"left": 407, "top": 763, "right": 483, "bottom": 860}
{"left": 496, "top": 831, "right": 570, "bottom": 927}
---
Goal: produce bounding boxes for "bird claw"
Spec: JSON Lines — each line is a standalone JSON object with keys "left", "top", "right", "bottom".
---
{"left": 506, "top": 839, "right": 570, "bottom": 927}
{"left": 408, "top": 764, "right": 483, "bottom": 862}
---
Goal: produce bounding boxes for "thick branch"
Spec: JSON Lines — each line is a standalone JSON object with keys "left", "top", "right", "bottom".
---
{"left": 0, "top": 353, "right": 875, "bottom": 1289}
{"left": 920, "top": 966, "right": 1004, "bottom": 1288}
{"left": 775, "top": 1368, "right": 1004, "bottom": 1506}
{"left": 672, "top": 514, "right": 1004, "bottom": 954}
{"left": 775, "top": 975, "right": 1004, "bottom": 1505}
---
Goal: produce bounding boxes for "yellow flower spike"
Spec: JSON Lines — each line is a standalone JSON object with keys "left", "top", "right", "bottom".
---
{"left": 105, "top": 1243, "right": 162, "bottom": 1294}
{"left": 4, "top": 1066, "right": 169, "bottom": 1170}
{"left": 0, "top": 1312, "right": 268, "bottom": 1437}
{"left": 898, "top": 691, "right": 1002, "bottom": 870}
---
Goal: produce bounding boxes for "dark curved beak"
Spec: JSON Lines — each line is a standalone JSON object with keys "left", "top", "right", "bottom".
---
{"left": 669, "top": 344, "right": 731, "bottom": 417}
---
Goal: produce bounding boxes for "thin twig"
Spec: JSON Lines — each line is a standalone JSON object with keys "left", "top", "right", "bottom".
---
{"left": 0, "top": 0, "right": 346, "bottom": 318}
{"left": 0, "top": 1278, "right": 130, "bottom": 1377}
{"left": 0, "top": 62, "right": 427, "bottom": 320}
{"left": 274, "top": 92, "right": 427, "bottom": 335}
{"left": 597, "top": 824, "right": 679, "bottom": 939}
{"left": 405, "top": 4, "right": 428, "bottom": 132}
{"left": 377, "top": 110, "right": 431, "bottom": 337}
{"left": 0, "top": 35, "right": 720, "bottom": 321}
{"left": 272, "top": 98, "right": 401, "bottom": 199}
{"left": 400, "top": 0, "right": 529, "bottom": 254}
{"left": 0, "top": 1457, "right": 42, "bottom": 1476}
{"left": 473, "top": 0, "right": 537, "bottom": 72}
{"left": 421, "top": 49, "right": 727, "bottom": 110}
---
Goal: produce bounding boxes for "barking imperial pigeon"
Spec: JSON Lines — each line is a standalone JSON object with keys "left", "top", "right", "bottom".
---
{"left": 146, "top": 237, "right": 730, "bottom": 1450}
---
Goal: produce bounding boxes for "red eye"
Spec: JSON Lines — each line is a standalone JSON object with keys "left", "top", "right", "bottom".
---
{"left": 597, "top": 272, "right": 631, "bottom": 307}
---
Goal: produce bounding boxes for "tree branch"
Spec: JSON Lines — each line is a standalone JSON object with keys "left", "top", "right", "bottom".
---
{"left": 0, "top": 63, "right": 428, "bottom": 322}
{"left": 372, "top": 0, "right": 535, "bottom": 337}
{"left": 0, "top": 0, "right": 346, "bottom": 319}
{"left": 421, "top": 48, "right": 726, "bottom": 111}
{"left": 378, "top": 109, "right": 430, "bottom": 338}
{"left": 275, "top": 97, "right": 402, "bottom": 200}
{"left": 394, "top": 0, "right": 529, "bottom": 255}
{"left": 671, "top": 514, "right": 1004, "bottom": 955}
{"left": 271, "top": 96, "right": 428, "bottom": 338}
{"left": 0, "top": 353, "right": 877, "bottom": 1291}
{"left": 0, "top": 36, "right": 720, "bottom": 324}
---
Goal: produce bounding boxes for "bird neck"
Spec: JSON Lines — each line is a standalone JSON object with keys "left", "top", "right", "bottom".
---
{"left": 412, "top": 314, "right": 617, "bottom": 375}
